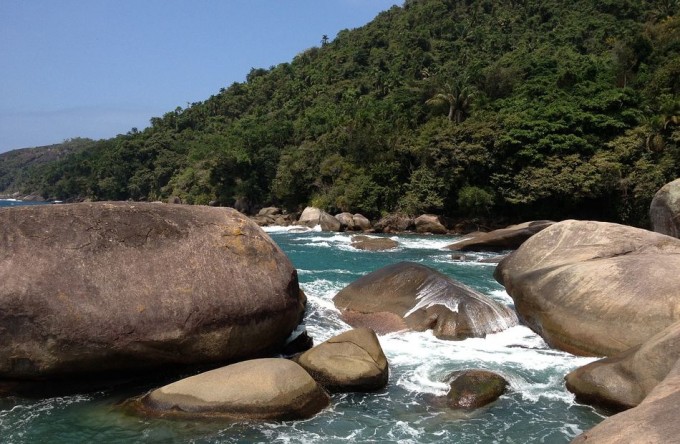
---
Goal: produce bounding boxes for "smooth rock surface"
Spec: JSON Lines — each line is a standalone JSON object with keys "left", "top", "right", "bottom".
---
{"left": 0, "top": 202, "right": 305, "bottom": 379}
{"left": 571, "top": 359, "right": 680, "bottom": 444}
{"left": 445, "top": 369, "right": 508, "bottom": 409}
{"left": 297, "top": 206, "right": 341, "bottom": 232}
{"left": 334, "top": 262, "right": 517, "bottom": 340}
{"left": 495, "top": 220, "right": 680, "bottom": 356}
{"left": 415, "top": 214, "right": 448, "bottom": 234}
{"left": 447, "top": 220, "right": 553, "bottom": 251}
{"left": 650, "top": 178, "right": 680, "bottom": 238}
{"left": 350, "top": 235, "right": 399, "bottom": 251}
{"left": 374, "top": 214, "right": 414, "bottom": 233}
{"left": 296, "top": 328, "right": 388, "bottom": 392}
{"left": 138, "top": 358, "right": 330, "bottom": 420}
{"left": 566, "top": 320, "right": 680, "bottom": 410}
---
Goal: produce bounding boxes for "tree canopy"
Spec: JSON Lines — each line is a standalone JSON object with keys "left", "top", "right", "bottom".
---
{"left": 2, "top": 0, "right": 679, "bottom": 227}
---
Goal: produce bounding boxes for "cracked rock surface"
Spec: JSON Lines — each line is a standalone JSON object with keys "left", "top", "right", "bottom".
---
{"left": 0, "top": 202, "right": 305, "bottom": 380}
{"left": 494, "top": 220, "right": 680, "bottom": 357}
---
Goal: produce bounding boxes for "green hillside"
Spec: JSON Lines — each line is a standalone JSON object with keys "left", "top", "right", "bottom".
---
{"left": 3, "top": 0, "right": 679, "bottom": 226}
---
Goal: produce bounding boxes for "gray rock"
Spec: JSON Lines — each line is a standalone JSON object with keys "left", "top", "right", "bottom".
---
{"left": 335, "top": 212, "right": 355, "bottom": 230}
{"left": 297, "top": 206, "right": 342, "bottom": 232}
{"left": 374, "top": 214, "right": 414, "bottom": 233}
{"left": 0, "top": 202, "right": 305, "bottom": 379}
{"left": 353, "top": 214, "right": 372, "bottom": 231}
{"left": 136, "top": 358, "right": 330, "bottom": 420}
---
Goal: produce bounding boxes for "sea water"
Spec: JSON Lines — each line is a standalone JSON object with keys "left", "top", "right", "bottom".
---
{"left": 0, "top": 212, "right": 605, "bottom": 443}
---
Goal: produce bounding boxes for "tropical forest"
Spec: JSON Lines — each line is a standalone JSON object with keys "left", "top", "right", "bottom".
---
{"left": 1, "top": 0, "right": 679, "bottom": 227}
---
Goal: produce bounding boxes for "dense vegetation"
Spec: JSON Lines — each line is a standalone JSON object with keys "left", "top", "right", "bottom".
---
{"left": 2, "top": 0, "right": 679, "bottom": 226}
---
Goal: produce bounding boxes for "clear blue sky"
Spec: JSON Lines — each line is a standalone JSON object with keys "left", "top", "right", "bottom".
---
{"left": 0, "top": 0, "right": 401, "bottom": 153}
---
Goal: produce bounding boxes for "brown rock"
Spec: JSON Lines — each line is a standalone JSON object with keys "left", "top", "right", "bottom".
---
{"left": 335, "top": 212, "right": 355, "bottom": 230}
{"left": 296, "top": 328, "right": 388, "bottom": 392}
{"left": 0, "top": 202, "right": 305, "bottom": 379}
{"left": 447, "top": 221, "right": 554, "bottom": 251}
{"left": 353, "top": 214, "right": 372, "bottom": 231}
{"left": 415, "top": 214, "right": 448, "bottom": 234}
{"left": 566, "top": 320, "right": 680, "bottom": 410}
{"left": 350, "top": 235, "right": 399, "bottom": 251}
{"left": 495, "top": 220, "right": 680, "bottom": 356}
{"left": 136, "top": 358, "right": 330, "bottom": 420}
{"left": 445, "top": 369, "right": 508, "bottom": 409}
{"left": 297, "top": 206, "right": 342, "bottom": 232}
{"left": 572, "top": 359, "right": 680, "bottom": 444}
{"left": 333, "top": 262, "right": 517, "bottom": 340}
{"left": 374, "top": 214, "right": 414, "bottom": 233}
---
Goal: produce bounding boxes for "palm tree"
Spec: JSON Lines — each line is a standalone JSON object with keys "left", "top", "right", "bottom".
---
{"left": 426, "top": 78, "right": 475, "bottom": 124}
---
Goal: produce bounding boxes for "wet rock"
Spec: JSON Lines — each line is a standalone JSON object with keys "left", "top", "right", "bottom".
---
{"left": 350, "top": 235, "right": 399, "bottom": 251}
{"left": 296, "top": 328, "right": 388, "bottom": 392}
{"left": 135, "top": 358, "right": 330, "bottom": 420}
{"left": 415, "top": 214, "right": 448, "bottom": 234}
{"left": 650, "top": 178, "right": 680, "bottom": 238}
{"left": 566, "top": 320, "right": 680, "bottom": 410}
{"left": 0, "top": 202, "right": 305, "bottom": 379}
{"left": 444, "top": 369, "right": 508, "bottom": 409}
{"left": 333, "top": 262, "right": 517, "bottom": 340}
{"left": 495, "top": 220, "right": 680, "bottom": 356}
{"left": 447, "top": 221, "right": 554, "bottom": 252}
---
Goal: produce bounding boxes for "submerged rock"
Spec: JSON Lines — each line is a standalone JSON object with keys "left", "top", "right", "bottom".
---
{"left": 495, "top": 220, "right": 680, "bottom": 356}
{"left": 649, "top": 178, "right": 680, "bottom": 238}
{"left": 447, "top": 220, "right": 553, "bottom": 251}
{"left": 566, "top": 320, "right": 680, "bottom": 410}
{"left": 0, "top": 202, "right": 305, "bottom": 379}
{"left": 136, "top": 358, "right": 330, "bottom": 420}
{"left": 296, "top": 328, "right": 388, "bottom": 392}
{"left": 333, "top": 262, "right": 517, "bottom": 340}
{"left": 444, "top": 369, "right": 508, "bottom": 409}
{"left": 350, "top": 235, "right": 399, "bottom": 251}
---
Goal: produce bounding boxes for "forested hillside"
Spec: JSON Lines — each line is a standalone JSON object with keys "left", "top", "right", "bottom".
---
{"left": 2, "top": 0, "right": 679, "bottom": 226}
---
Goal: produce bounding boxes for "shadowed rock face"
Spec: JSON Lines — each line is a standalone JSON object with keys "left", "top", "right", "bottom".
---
{"left": 0, "top": 202, "right": 305, "bottom": 379}
{"left": 333, "top": 262, "right": 517, "bottom": 340}
{"left": 650, "top": 178, "right": 680, "bottom": 238}
{"left": 572, "top": 359, "right": 680, "bottom": 444}
{"left": 296, "top": 328, "right": 388, "bottom": 392}
{"left": 137, "top": 358, "right": 330, "bottom": 420}
{"left": 495, "top": 220, "right": 680, "bottom": 356}
{"left": 566, "top": 320, "right": 680, "bottom": 410}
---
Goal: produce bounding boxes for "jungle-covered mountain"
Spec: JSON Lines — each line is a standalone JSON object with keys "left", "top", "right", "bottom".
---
{"left": 2, "top": 0, "right": 679, "bottom": 226}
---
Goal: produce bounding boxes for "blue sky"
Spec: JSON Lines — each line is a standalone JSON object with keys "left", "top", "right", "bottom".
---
{"left": 0, "top": 0, "right": 401, "bottom": 153}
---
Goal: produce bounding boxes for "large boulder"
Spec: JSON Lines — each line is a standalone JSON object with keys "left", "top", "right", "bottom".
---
{"left": 353, "top": 214, "right": 372, "bottom": 231}
{"left": 495, "top": 220, "right": 680, "bottom": 356}
{"left": 0, "top": 202, "right": 305, "bottom": 379}
{"left": 649, "top": 178, "right": 680, "bottom": 238}
{"left": 297, "top": 206, "right": 342, "bottom": 232}
{"left": 333, "top": 262, "right": 517, "bottom": 340}
{"left": 373, "top": 214, "right": 414, "bottom": 233}
{"left": 415, "top": 214, "right": 448, "bottom": 234}
{"left": 447, "top": 220, "right": 553, "bottom": 251}
{"left": 444, "top": 369, "right": 508, "bottom": 409}
{"left": 136, "top": 358, "right": 330, "bottom": 420}
{"left": 296, "top": 328, "right": 388, "bottom": 392}
{"left": 572, "top": 359, "right": 680, "bottom": 444}
{"left": 335, "top": 212, "right": 355, "bottom": 230}
{"left": 350, "top": 235, "right": 399, "bottom": 251}
{"left": 566, "top": 320, "right": 680, "bottom": 410}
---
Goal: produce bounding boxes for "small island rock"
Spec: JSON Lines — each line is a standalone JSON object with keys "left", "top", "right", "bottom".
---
{"left": 350, "top": 235, "right": 399, "bottom": 251}
{"left": 445, "top": 369, "right": 508, "bottom": 409}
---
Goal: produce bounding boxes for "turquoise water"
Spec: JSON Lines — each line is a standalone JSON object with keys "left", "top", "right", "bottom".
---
{"left": 0, "top": 206, "right": 605, "bottom": 443}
